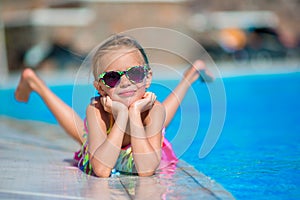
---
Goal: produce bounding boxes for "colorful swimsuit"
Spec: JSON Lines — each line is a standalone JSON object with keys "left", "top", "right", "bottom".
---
{"left": 73, "top": 117, "right": 178, "bottom": 176}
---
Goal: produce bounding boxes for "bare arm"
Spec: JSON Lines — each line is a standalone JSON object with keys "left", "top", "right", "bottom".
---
{"left": 163, "top": 60, "right": 214, "bottom": 127}
{"left": 86, "top": 96, "right": 128, "bottom": 178}
{"left": 129, "top": 92, "right": 165, "bottom": 176}
{"left": 162, "top": 79, "right": 190, "bottom": 128}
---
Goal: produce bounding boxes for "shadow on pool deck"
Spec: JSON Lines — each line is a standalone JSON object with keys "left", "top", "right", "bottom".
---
{"left": 0, "top": 116, "right": 234, "bottom": 199}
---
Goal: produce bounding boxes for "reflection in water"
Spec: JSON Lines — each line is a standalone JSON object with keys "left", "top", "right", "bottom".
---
{"left": 77, "top": 164, "right": 178, "bottom": 199}
{"left": 79, "top": 174, "right": 127, "bottom": 200}
{"left": 131, "top": 164, "right": 177, "bottom": 199}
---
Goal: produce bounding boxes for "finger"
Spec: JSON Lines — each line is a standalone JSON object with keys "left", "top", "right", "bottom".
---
{"left": 100, "top": 97, "right": 109, "bottom": 112}
{"left": 105, "top": 97, "right": 111, "bottom": 108}
{"left": 146, "top": 93, "right": 155, "bottom": 107}
{"left": 100, "top": 96, "right": 105, "bottom": 106}
{"left": 143, "top": 92, "right": 151, "bottom": 98}
{"left": 150, "top": 92, "right": 156, "bottom": 99}
{"left": 152, "top": 93, "right": 157, "bottom": 101}
{"left": 148, "top": 92, "right": 155, "bottom": 100}
{"left": 148, "top": 93, "right": 155, "bottom": 103}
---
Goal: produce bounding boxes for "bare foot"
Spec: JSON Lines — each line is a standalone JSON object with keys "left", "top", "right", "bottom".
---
{"left": 15, "top": 68, "right": 37, "bottom": 102}
{"left": 183, "top": 60, "right": 215, "bottom": 84}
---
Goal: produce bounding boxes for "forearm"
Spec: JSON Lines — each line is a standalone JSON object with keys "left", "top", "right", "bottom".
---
{"left": 131, "top": 141, "right": 161, "bottom": 176}
{"left": 163, "top": 61, "right": 214, "bottom": 128}
{"left": 89, "top": 111, "right": 128, "bottom": 177}
{"left": 162, "top": 79, "right": 190, "bottom": 127}
{"left": 129, "top": 110, "right": 161, "bottom": 175}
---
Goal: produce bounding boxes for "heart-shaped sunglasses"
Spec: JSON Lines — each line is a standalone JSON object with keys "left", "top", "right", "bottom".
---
{"left": 98, "top": 65, "right": 150, "bottom": 88}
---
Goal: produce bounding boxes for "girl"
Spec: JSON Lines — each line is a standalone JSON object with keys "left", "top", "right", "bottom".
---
{"left": 15, "top": 34, "right": 214, "bottom": 177}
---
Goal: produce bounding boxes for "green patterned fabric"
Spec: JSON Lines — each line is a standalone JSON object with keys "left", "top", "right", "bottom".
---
{"left": 115, "top": 146, "right": 137, "bottom": 174}
{"left": 76, "top": 133, "right": 136, "bottom": 175}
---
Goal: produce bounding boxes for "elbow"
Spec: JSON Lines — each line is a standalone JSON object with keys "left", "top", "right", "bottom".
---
{"left": 135, "top": 156, "right": 160, "bottom": 177}
{"left": 136, "top": 164, "right": 158, "bottom": 177}
{"left": 138, "top": 171, "right": 155, "bottom": 177}
{"left": 92, "top": 163, "right": 112, "bottom": 178}
{"left": 93, "top": 167, "right": 111, "bottom": 178}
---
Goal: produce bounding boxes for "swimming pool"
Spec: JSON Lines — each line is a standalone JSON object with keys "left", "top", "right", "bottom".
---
{"left": 1, "top": 71, "right": 299, "bottom": 199}
{"left": 181, "top": 72, "right": 300, "bottom": 199}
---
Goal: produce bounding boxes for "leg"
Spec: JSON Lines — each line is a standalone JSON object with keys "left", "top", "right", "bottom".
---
{"left": 15, "top": 68, "right": 84, "bottom": 144}
{"left": 162, "top": 60, "right": 214, "bottom": 127}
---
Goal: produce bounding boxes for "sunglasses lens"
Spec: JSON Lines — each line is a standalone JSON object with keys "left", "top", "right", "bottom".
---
{"left": 99, "top": 66, "right": 148, "bottom": 88}
{"left": 102, "top": 71, "right": 121, "bottom": 87}
{"left": 127, "top": 67, "right": 146, "bottom": 83}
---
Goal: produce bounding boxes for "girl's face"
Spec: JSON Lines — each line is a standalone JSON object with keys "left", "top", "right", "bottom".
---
{"left": 95, "top": 49, "right": 152, "bottom": 107}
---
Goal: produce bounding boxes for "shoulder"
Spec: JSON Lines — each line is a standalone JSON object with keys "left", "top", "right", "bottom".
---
{"left": 86, "top": 96, "right": 103, "bottom": 112}
{"left": 86, "top": 96, "right": 107, "bottom": 120}
{"left": 86, "top": 97, "right": 110, "bottom": 131}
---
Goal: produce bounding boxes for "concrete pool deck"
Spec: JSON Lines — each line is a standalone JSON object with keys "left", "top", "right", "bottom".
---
{"left": 0, "top": 116, "right": 234, "bottom": 199}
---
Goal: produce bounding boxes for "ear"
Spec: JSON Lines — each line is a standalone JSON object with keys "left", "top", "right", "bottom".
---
{"left": 93, "top": 81, "right": 107, "bottom": 96}
{"left": 145, "top": 70, "right": 152, "bottom": 89}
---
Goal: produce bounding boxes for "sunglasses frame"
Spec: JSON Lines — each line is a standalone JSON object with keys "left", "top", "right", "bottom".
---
{"left": 98, "top": 65, "right": 150, "bottom": 88}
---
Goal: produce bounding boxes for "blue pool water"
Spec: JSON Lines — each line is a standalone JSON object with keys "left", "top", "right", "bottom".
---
{"left": 1, "top": 72, "right": 299, "bottom": 199}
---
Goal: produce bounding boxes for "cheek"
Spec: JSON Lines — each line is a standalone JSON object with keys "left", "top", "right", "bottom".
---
{"left": 105, "top": 89, "right": 116, "bottom": 98}
{"left": 135, "top": 85, "right": 146, "bottom": 97}
{"left": 107, "top": 89, "right": 125, "bottom": 103}
{"left": 97, "top": 82, "right": 110, "bottom": 96}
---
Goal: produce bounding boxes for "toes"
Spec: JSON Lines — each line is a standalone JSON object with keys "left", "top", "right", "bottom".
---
{"left": 192, "top": 60, "right": 206, "bottom": 71}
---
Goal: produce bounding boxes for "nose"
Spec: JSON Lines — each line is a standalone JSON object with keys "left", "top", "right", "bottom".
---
{"left": 119, "top": 74, "right": 131, "bottom": 88}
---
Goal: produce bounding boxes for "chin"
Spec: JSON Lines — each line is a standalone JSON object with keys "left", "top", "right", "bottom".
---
{"left": 125, "top": 100, "right": 135, "bottom": 108}
{"left": 116, "top": 98, "right": 135, "bottom": 108}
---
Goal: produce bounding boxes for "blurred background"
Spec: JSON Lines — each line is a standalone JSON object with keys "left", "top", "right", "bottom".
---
{"left": 0, "top": 0, "right": 299, "bottom": 77}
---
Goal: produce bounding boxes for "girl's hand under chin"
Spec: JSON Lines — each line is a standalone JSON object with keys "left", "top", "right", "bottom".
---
{"left": 129, "top": 92, "right": 157, "bottom": 113}
{"left": 100, "top": 95, "right": 128, "bottom": 116}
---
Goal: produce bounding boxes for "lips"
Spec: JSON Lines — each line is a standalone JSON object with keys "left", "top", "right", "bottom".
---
{"left": 118, "top": 90, "right": 136, "bottom": 97}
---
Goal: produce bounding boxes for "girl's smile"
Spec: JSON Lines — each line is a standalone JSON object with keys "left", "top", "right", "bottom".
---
{"left": 118, "top": 89, "right": 137, "bottom": 97}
